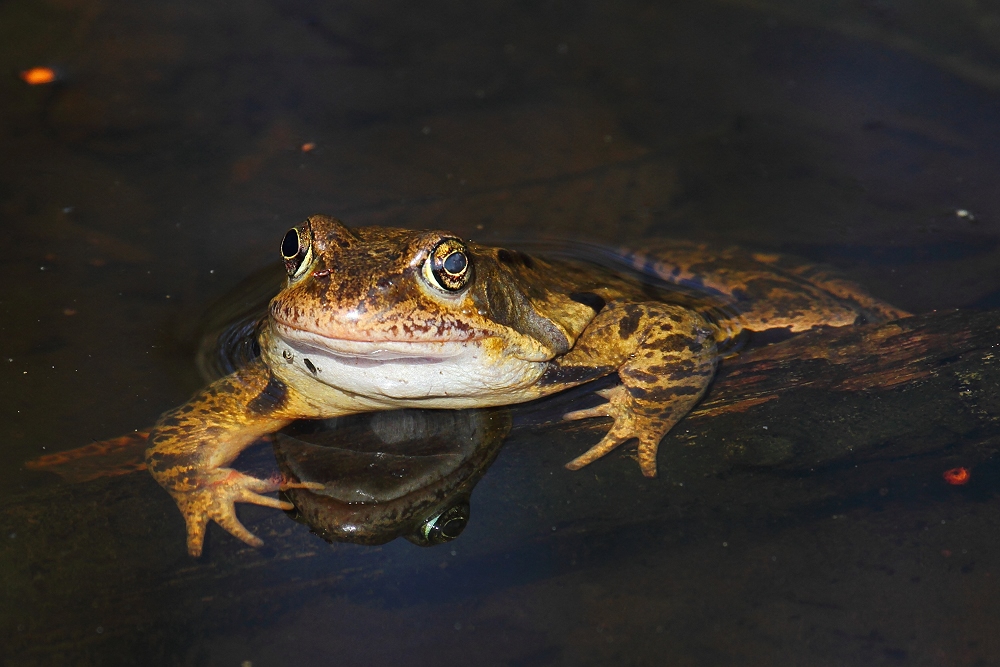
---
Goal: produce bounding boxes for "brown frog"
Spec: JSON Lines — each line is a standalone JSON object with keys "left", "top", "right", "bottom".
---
{"left": 146, "top": 215, "right": 909, "bottom": 556}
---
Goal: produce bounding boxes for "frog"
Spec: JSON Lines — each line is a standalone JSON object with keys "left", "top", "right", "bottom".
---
{"left": 146, "top": 214, "right": 909, "bottom": 556}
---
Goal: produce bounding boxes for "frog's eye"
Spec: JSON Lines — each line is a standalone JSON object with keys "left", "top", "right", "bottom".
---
{"left": 281, "top": 227, "right": 312, "bottom": 280}
{"left": 422, "top": 238, "right": 472, "bottom": 293}
{"left": 417, "top": 501, "right": 470, "bottom": 546}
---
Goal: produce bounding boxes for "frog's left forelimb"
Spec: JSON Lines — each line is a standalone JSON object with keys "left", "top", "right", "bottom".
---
{"left": 556, "top": 301, "right": 718, "bottom": 477}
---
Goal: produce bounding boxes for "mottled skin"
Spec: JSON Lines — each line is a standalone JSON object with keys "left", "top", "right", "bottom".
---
{"left": 146, "top": 215, "right": 909, "bottom": 556}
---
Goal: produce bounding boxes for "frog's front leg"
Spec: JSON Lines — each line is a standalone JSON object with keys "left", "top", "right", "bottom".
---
{"left": 145, "top": 359, "right": 307, "bottom": 556}
{"left": 559, "top": 302, "right": 718, "bottom": 477}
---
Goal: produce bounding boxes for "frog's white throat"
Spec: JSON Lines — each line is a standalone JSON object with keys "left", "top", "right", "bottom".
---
{"left": 268, "top": 324, "right": 548, "bottom": 406}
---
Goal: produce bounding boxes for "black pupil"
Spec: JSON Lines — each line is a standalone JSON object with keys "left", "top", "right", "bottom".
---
{"left": 281, "top": 229, "right": 300, "bottom": 258}
{"left": 442, "top": 251, "right": 467, "bottom": 275}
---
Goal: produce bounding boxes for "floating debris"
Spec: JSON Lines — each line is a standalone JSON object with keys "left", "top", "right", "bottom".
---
{"left": 20, "top": 67, "right": 57, "bottom": 85}
{"left": 943, "top": 467, "right": 970, "bottom": 485}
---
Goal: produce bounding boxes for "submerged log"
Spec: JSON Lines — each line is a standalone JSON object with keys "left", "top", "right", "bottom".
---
{"left": 657, "top": 308, "right": 1000, "bottom": 475}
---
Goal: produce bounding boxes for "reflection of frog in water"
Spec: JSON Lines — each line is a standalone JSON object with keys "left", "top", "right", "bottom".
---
{"left": 274, "top": 407, "right": 511, "bottom": 547}
{"left": 146, "top": 215, "right": 909, "bottom": 555}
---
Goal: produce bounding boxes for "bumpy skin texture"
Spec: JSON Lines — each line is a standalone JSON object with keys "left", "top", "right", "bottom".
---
{"left": 146, "top": 215, "right": 908, "bottom": 555}
{"left": 146, "top": 361, "right": 297, "bottom": 555}
{"left": 556, "top": 302, "right": 718, "bottom": 474}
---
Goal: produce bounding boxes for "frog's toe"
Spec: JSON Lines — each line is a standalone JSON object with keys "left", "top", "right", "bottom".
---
{"left": 237, "top": 488, "right": 294, "bottom": 511}
{"left": 236, "top": 473, "right": 296, "bottom": 509}
{"left": 177, "top": 491, "right": 240, "bottom": 557}
{"left": 280, "top": 479, "right": 325, "bottom": 492}
{"left": 562, "top": 385, "right": 664, "bottom": 477}
{"left": 563, "top": 403, "right": 615, "bottom": 422}
{"left": 635, "top": 433, "right": 660, "bottom": 478}
{"left": 211, "top": 509, "right": 263, "bottom": 550}
{"left": 182, "top": 508, "right": 211, "bottom": 558}
{"left": 563, "top": 385, "right": 640, "bottom": 470}
{"left": 562, "top": 385, "right": 629, "bottom": 422}
{"left": 565, "top": 432, "right": 632, "bottom": 470}
{"left": 565, "top": 426, "right": 660, "bottom": 477}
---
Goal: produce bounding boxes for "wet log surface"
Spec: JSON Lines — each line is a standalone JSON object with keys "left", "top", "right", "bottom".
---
{"left": 670, "top": 307, "right": 1000, "bottom": 474}
{"left": 4, "top": 308, "right": 1000, "bottom": 662}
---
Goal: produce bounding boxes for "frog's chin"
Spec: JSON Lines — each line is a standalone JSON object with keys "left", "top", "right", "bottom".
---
{"left": 267, "top": 322, "right": 548, "bottom": 403}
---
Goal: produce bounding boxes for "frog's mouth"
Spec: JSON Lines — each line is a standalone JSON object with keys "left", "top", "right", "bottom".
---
{"left": 272, "top": 322, "right": 483, "bottom": 364}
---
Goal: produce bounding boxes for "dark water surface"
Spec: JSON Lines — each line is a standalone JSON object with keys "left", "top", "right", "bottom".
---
{"left": 3, "top": 1, "right": 1000, "bottom": 665}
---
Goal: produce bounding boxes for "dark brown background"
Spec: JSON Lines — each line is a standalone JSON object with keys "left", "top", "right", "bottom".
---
{"left": 2, "top": 1, "right": 1000, "bottom": 665}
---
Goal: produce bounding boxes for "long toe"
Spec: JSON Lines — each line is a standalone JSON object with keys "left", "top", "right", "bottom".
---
{"left": 565, "top": 433, "right": 630, "bottom": 470}
{"left": 183, "top": 510, "right": 210, "bottom": 557}
{"left": 563, "top": 404, "right": 614, "bottom": 422}
{"left": 213, "top": 507, "right": 263, "bottom": 548}
{"left": 237, "top": 488, "right": 294, "bottom": 511}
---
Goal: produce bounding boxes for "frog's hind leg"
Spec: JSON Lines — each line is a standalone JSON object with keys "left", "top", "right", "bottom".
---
{"left": 562, "top": 303, "right": 718, "bottom": 477}
{"left": 622, "top": 242, "right": 908, "bottom": 331}
{"left": 25, "top": 431, "right": 150, "bottom": 483}
{"left": 751, "top": 252, "right": 911, "bottom": 323}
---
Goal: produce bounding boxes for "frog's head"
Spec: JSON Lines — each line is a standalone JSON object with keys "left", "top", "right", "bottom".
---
{"left": 265, "top": 215, "right": 597, "bottom": 403}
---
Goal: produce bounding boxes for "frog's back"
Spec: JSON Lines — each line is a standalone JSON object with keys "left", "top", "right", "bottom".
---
{"left": 608, "top": 240, "right": 909, "bottom": 333}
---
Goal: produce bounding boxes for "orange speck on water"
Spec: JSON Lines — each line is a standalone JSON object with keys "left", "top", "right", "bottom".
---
{"left": 300, "top": 142, "right": 316, "bottom": 152}
{"left": 20, "top": 67, "right": 57, "bottom": 85}
{"left": 943, "top": 467, "right": 970, "bottom": 485}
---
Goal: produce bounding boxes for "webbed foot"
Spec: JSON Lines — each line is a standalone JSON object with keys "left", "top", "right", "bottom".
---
{"left": 168, "top": 470, "right": 293, "bottom": 557}
{"left": 563, "top": 385, "right": 662, "bottom": 477}
{"left": 557, "top": 302, "right": 718, "bottom": 478}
